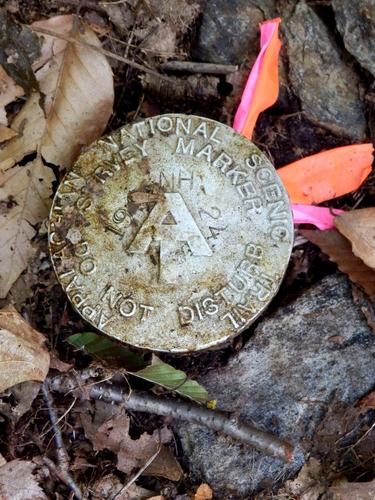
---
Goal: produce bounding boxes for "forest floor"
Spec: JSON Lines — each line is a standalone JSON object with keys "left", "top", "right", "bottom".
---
{"left": 0, "top": 0, "right": 375, "bottom": 499}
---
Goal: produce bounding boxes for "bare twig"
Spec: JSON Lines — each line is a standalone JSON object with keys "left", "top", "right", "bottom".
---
{"left": 49, "top": 374, "right": 293, "bottom": 462}
{"left": 100, "top": 0, "right": 128, "bottom": 4}
{"left": 160, "top": 60, "right": 238, "bottom": 75}
{"left": 31, "top": 25, "right": 173, "bottom": 83}
{"left": 41, "top": 397, "right": 77, "bottom": 438}
{"left": 42, "top": 382, "right": 82, "bottom": 500}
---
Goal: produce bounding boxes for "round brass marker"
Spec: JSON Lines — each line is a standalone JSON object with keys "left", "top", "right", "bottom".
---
{"left": 49, "top": 114, "right": 293, "bottom": 352}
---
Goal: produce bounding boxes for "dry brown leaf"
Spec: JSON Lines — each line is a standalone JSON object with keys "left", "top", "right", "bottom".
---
{"left": 81, "top": 411, "right": 182, "bottom": 481}
{"left": 0, "top": 125, "right": 17, "bottom": 142}
{"left": 330, "top": 479, "right": 375, "bottom": 499}
{"left": 335, "top": 208, "right": 375, "bottom": 270}
{"left": 148, "top": 0, "right": 201, "bottom": 33}
{"left": 0, "top": 157, "right": 54, "bottom": 297}
{"left": 92, "top": 474, "right": 157, "bottom": 500}
{"left": 0, "top": 380, "right": 42, "bottom": 421}
{"left": 0, "top": 305, "right": 50, "bottom": 391}
{"left": 281, "top": 458, "right": 325, "bottom": 499}
{"left": 194, "top": 483, "right": 213, "bottom": 500}
{"left": 0, "top": 92, "right": 45, "bottom": 171}
{"left": 32, "top": 15, "right": 72, "bottom": 71}
{"left": 0, "top": 66, "right": 24, "bottom": 126}
{"left": 0, "top": 15, "right": 114, "bottom": 296}
{"left": 32, "top": 15, "right": 114, "bottom": 169}
{"left": 49, "top": 352, "right": 73, "bottom": 372}
{"left": 357, "top": 391, "right": 375, "bottom": 411}
{"left": 140, "top": 22, "right": 177, "bottom": 58}
{"left": 301, "top": 230, "right": 375, "bottom": 299}
{"left": 101, "top": 3, "right": 134, "bottom": 35}
{"left": 0, "top": 460, "right": 47, "bottom": 499}
{"left": 143, "top": 445, "right": 183, "bottom": 482}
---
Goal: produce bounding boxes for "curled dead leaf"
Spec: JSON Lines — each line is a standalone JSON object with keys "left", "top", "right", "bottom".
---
{"left": 0, "top": 305, "right": 50, "bottom": 391}
{"left": 335, "top": 208, "right": 375, "bottom": 270}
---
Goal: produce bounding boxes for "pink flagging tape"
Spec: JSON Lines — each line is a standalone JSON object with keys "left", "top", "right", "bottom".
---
{"left": 292, "top": 204, "right": 344, "bottom": 230}
{"left": 233, "top": 18, "right": 281, "bottom": 137}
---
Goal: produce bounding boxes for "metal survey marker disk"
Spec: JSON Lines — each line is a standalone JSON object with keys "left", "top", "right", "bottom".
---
{"left": 48, "top": 114, "right": 293, "bottom": 352}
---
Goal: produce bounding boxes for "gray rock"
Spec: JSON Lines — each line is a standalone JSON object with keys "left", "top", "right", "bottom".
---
{"left": 283, "top": 2, "right": 367, "bottom": 141}
{"left": 193, "top": 0, "right": 276, "bottom": 65}
{"left": 176, "top": 274, "right": 375, "bottom": 497}
{"left": 333, "top": 0, "right": 375, "bottom": 78}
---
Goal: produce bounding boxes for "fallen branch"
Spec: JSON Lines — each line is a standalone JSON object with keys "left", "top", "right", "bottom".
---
{"left": 160, "top": 60, "right": 238, "bottom": 75}
{"left": 48, "top": 373, "right": 293, "bottom": 462}
{"left": 42, "top": 382, "right": 83, "bottom": 500}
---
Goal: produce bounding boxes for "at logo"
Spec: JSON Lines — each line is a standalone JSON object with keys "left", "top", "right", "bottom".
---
{"left": 128, "top": 193, "right": 212, "bottom": 282}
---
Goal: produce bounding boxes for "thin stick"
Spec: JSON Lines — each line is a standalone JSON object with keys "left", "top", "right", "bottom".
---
{"left": 100, "top": 0, "right": 128, "bottom": 4}
{"left": 31, "top": 25, "right": 172, "bottom": 83}
{"left": 49, "top": 375, "right": 293, "bottom": 462}
{"left": 43, "top": 457, "right": 83, "bottom": 499}
{"left": 41, "top": 397, "right": 77, "bottom": 438}
{"left": 348, "top": 421, "right": 375, "bottom": 452}
{"left": 160, "top": 60, "right": 238, "bottom": 75}
{"left": 95, "top": 386, "right": 293, "bottom": 461}
{"left": 42, "top": 382, "right": 82, "bottom": 499}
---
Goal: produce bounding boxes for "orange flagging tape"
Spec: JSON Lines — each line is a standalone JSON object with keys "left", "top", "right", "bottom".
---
{"left": 278, "top": 144, "right": 374, "bottom": 204}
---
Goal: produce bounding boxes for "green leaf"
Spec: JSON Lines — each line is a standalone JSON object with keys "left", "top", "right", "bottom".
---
{"left": 134, "top": 358, "right": 209, "bottom": 404}
{"left": 67, "top": 332, "right": 146, "bottom": 372}
{"left": 67, "top": 332, "right": 209, "bottom": 403}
